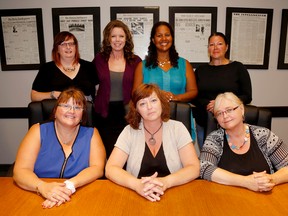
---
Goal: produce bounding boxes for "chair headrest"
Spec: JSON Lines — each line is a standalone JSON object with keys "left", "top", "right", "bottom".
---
{"left": 244, "top": 105, "right": 259, "bottom": 125}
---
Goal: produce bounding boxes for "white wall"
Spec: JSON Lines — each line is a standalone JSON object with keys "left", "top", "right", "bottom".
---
{"left": 0, "top": 0, "right": 288, "bottom": 163}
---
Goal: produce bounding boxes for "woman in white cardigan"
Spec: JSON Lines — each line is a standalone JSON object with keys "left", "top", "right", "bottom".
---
{"left": 105, "top": 84, "right": 199, "bottom": 202}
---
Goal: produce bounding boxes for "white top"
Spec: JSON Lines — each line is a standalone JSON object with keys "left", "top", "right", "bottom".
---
{"left": 115, "top": 119, "right": 192, "bottom": 177}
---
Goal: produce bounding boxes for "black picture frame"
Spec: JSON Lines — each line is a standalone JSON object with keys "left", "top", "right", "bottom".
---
{"left": 0, "top": 8, "right": 45, "bottom": 71}
{"left": 278, "top": 9, "right": 288, "bottom": 69}
{"left": 110, "top": 6, "right": 159, "bottom": 59}
{"left": 52, "top": 7, "right": 100, "bottom": 61}
{"left": 226, "top": 7, "right": 273, "bottom": 69}
{"left": 169, "top": 7, "right": 217, "bottom": 69}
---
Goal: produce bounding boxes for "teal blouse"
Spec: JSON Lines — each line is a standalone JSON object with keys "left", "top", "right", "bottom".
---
{"left": 142, "top": 57, "right": 186, "bottom": 94}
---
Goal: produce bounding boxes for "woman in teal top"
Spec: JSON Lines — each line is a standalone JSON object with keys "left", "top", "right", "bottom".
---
{"left": 133, "top": 21, "right": 198, "bottom": 102}
{"left": 133, "top": 21, "right": 198, "bottom": 141}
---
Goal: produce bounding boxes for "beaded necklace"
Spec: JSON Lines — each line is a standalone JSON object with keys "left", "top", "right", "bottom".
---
{"left": 226, "top": 124, "right": 250, "bottom": 150}
{"left": 157, "top": 59, "right": 170, "bottom": 68}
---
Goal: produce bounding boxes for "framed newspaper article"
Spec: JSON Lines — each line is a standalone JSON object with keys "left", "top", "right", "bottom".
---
{"left": 110, "top": 6, "right": 159, "bottom": 59}
{"left": 169, "top": 7, "right": 217, "bottom": 69}
{"left": 226, "top": 7, "right": 273, "bottom": 69}
{"left": 278, "top": 9, "right": 288, "bottom": 69}
{"left": 0, "top": 8, "right": 46, "bottom": 71}
{"left": 52, "top": 7, "right": 100, "bottom": 61}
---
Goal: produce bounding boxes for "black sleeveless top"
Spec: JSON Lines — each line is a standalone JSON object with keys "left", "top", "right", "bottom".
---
{"left": 218, "top": 129, "right": 270, "bottom": 175}
{"left": 138, "top": 143, "right": 171, "bottom": 178}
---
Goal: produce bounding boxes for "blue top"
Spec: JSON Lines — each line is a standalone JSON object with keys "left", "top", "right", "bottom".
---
{"left": 142, "top": 57, "right": 186, "bottom": 94}
{"left": 34, "top": 121, "right": 93, "bottom": 178}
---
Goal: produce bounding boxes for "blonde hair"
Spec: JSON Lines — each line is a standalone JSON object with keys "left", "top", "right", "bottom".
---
{"left": 214, "top": 92, "right": 243, "bottom": 114}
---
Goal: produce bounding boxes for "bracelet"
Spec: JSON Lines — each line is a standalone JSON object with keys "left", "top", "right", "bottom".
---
{"left": 36, "top": 181, "right": 43, "bottom": 196}
{"left": 50, "top": 91, "right": 56, "bottom": 99}
{"left": 64, "top": 180, "right": 76, "bottom": 194}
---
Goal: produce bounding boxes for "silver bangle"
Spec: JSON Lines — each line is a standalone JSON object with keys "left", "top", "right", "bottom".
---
{"left": 64, "top": 180, "right": 76, "bottom": 194}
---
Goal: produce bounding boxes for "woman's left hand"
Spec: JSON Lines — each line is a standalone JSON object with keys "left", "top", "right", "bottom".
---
{"left": 253, "top": 171, "right": 275, "bottom": 192}
{"left": 141, "top": 172, "right": 165, "bottom": 201}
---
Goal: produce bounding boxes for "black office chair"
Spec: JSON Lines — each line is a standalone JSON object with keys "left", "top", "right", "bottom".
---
{"left": 170, "top": 102, "right": 191, "bottom": 132}
{"left": 28, "top": 99, "right": 94, "bottom": 128}
{"left": 206, "top": 104, "right": 272, "bottom": 136}
{"left": 169, "top": 101, "right": 200, "bottom": 154}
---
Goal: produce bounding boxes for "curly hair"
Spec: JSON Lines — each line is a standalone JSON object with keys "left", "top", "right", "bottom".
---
{"left": 52, "top": 31, "right": 80, "bottom": 67}
{"left": 145, "top": 21, "right": 179, "bottom": 68}
{"left": 51, "top": 87, "right": 88, "bottom": 125}
{"left": 100, "top": 20, "right": 136, "bottom": 64}
{"left": 126, "top": 84, "right": 170, "bottom": 129}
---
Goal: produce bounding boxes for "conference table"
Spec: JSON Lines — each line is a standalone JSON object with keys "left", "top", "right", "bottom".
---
{"left": 1, "top": 177, "right": 288, "bottom": 216}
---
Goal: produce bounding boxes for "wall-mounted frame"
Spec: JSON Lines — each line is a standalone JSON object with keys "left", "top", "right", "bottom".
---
{"left": 52, "top": 7, "right": 100, "bottom": 61}
{"left": 278, "top": 9, "right": 288, "bottom": 69}
{"left": 169, "top": 7, "right": 217, "bottom": 69}
{"left": 0, "top": 8, "right": 45, "bottom": 71}
{"left": 111, "top": 6, "right": 159, "bottom": 59}
{"left": 226, "top": 7, "right": 273, "bottom": 69}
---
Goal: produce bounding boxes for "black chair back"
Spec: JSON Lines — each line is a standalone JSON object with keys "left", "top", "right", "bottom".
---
{"left": 169, "top": 101, "right": 191, "bottom": 133}
{"left": 28, "top": 99, "right": 94, "bottom": 128}
{"left": 206, "top": 105, "right": 272, "bottom": 136}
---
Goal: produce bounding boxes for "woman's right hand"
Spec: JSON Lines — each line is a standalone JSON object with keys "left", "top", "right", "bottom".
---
{"left": 135, "top": 172, "right": 164, "bottom": 202}
{"left": 163, "top": 91, "right": 174, "bottom": 102}
{"left": 206, "top": 100, "right": 215, "bottom": 112}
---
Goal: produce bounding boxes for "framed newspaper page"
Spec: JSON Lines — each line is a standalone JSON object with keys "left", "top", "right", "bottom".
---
{"left": 0, "top": 8, "right": 46, "bottom": 71}
{"left": 111, "top": 6, "right": 159, "bottom": 59}
{"left": 169, "top": 7, "right": 217, "bottom": 69}
{"left": 278, "top": 9, "right": 288, "bottom": 69}
{"left": 52, "top": 7, "right": 100, "bottom": 61}
{"left": 226, "top": 7, "right": 273, "bottom": 69}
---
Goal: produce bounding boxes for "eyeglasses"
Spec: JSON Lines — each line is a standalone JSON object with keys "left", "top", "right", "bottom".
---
{"left": 214, "top": 106, "right": 239, "bottom": 118}
{"left": 58, "top": 104, "right": 83, "bottom": 112}
{"left": 59, "top": 42, "right": 75, "bottom": 47}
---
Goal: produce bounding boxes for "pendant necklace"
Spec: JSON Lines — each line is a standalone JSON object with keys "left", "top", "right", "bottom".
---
{"left": 143, "top": 122, "right": 163, "bottom": 145}
{"left": 226, "top": 124, "right": 250, "bottom": 150}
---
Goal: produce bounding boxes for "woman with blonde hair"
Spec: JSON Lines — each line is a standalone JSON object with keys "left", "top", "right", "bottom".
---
{"left": 200, "top": 92, "right": 288, "bottom": 192}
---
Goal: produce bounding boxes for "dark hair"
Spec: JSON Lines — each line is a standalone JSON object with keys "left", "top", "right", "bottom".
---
{"left": 126, "top": 84, "right": 170, "bottom": 129}
{"left": 52, "top": 31, "right": 80, "bottom": 66}
{"left": 145, "top": 21, "right": 179, "bottom": 68}
{"left": 51, "top": 87, "right": 88, "bottom": 125}
{"left": 208, "top": 32, "right": 229, "bottom": 59}
{"left": 100, "top": 20, "right": 136, "bottom": 64}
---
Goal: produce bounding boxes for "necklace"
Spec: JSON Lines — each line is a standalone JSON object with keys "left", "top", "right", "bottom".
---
{"left": 157, "top": 59, "right": 170, "bottom": 68}
{"left": 63, "top": 66, "right": 76, "bottom": 72}
{"left": 226, "top": 124, "right": 250, "bottom": 150}
{"left": 143, "top": 122, "right": 163, "bottom": 145}
{"left": 55, "top": 124, "right": 78, "bottom": 145}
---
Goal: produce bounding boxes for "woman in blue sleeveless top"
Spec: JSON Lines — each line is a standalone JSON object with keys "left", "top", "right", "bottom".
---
{"left": 13, "top": 87, "right": 106, "bottom": 208}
